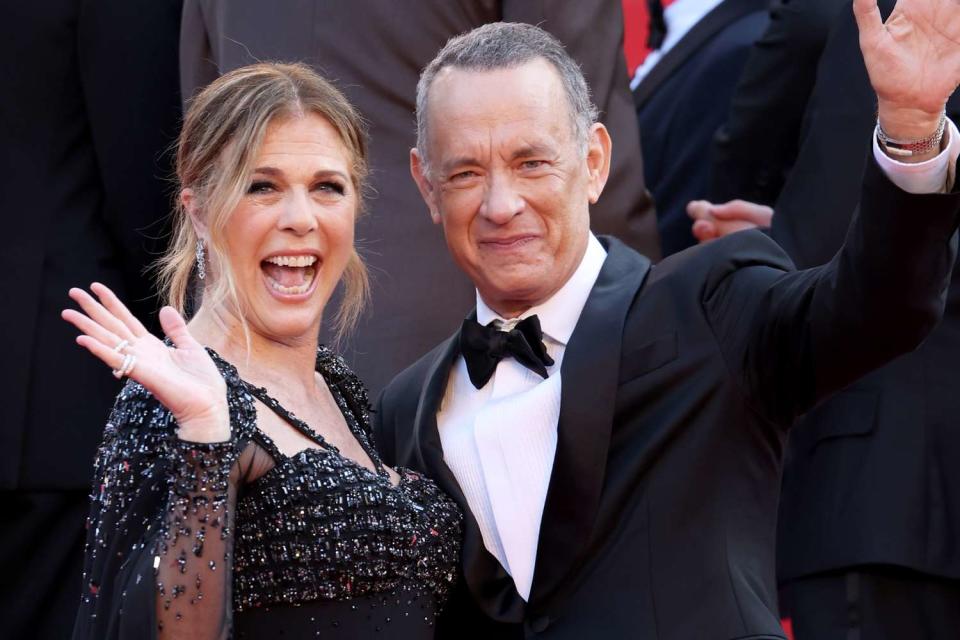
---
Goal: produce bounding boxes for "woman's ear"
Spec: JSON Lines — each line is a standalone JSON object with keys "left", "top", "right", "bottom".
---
{"left": 180, "top": 188, "right": 208, "bottom": 240}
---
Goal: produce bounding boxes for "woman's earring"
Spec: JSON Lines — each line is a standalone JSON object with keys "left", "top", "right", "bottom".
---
{"left": 195, "top": 239, "right": 206, "bottom": 280}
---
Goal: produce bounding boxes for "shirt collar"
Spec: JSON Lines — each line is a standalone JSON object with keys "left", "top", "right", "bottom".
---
{"left": 476, "top": 233, "right": 607, "bottom": 346}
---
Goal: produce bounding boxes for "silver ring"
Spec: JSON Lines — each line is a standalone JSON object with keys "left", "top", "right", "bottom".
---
{"left": 113, "top": 339, "right": 130, "bottom": 354}
{"left": 112, "top": 353, "right": 136, "bottom": 379}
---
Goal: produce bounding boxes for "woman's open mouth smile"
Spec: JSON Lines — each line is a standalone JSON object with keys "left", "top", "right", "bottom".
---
{"left": 260, "top": 254, "right": 320, "bottom": 298}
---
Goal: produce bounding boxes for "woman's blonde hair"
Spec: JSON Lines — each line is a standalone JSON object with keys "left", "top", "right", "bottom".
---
{"left": 157, "top": 62, "right": 370, "bottom": 345}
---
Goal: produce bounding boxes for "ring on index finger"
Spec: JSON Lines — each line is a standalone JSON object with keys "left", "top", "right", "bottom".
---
{"left": 112, "top": 353, "right": 136, "bottom": 380}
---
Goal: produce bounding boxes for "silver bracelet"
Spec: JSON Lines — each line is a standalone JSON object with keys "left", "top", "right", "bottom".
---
{"left": 876, "top": 112, "right": 947, "bottom": 158}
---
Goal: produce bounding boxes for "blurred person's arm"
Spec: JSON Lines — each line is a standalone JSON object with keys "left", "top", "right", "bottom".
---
{"left": 180, "top": 0, "right": 220, "bottom": 104}
{"left": 709, "top": 0, "right": 846, "bottom": 206}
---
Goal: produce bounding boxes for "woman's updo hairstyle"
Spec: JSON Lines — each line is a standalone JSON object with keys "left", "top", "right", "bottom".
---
{"left": 157, "top": 62, "right": 369, "bottom": 342}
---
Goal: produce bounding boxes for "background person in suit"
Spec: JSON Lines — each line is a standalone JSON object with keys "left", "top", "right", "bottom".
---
{"left": 690, "top": 0, "right": 960, "bottom": 636}
{"left": 0, "top": 1, "right": 183, "bottom": 638}
{"left": 180, "top": 0, "right": 661, "bottom": 397}
{"left": 632, "top": 0, "right": 770, "bottom": 256}
{"left": 375, "top": 9, "right": 960, "bottom": 638}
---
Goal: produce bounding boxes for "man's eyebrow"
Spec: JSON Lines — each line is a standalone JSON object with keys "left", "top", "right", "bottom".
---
{"left": 439, "top": 144, "right": 555, "bottom": 173}
{"left": 510, "top": 143, "right": 554, "bottom": 161}
{"left": 440, "top": 156, "right": 481, "bottom": 174}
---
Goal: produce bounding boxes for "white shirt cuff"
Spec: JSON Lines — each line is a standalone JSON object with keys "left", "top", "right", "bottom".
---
{"left": 873, "top": 118, "right": 959, "bottom": 194}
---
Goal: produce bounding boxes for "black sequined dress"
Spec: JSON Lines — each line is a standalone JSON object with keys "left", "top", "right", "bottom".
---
{"left": 72, "top": 347, "right": 462, "bottom": 639}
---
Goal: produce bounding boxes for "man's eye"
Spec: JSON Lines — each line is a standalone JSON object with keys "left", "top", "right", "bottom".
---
{"left": 248, "top": 181, "right": 275, "bottom": 194}
{"left": 316, "top": 181, "right": 346, "bottom": 195}
{"left": 451, "top": 170, "right": 478, "bottom": 181}
{"left": 521, "top": 160, "right": 545, "bottom": 170}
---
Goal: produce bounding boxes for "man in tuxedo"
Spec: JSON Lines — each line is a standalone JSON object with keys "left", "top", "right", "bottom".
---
{"left": 374, "top": 4, "right": 960, "bottom": 638}
{"left": 0, "top": 1, "right": 182, "bottom": 638}
{"left": 180, "top": 0, "right": 660, "bottom": 396}
{"left": 690, "top": 0, "right": 960, "bottom": 635}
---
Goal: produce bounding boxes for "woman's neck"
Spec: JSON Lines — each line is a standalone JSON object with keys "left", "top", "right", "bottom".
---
{"left": 187, "top": 304, "right": 321, "bottom": 393}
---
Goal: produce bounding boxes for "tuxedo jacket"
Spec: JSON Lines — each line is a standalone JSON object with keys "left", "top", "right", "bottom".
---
{"left": 633, "top": 0, "right": 770, "bottom": 256}
{"left": 180, "top": 0, "right": 661, "bottom": 396}
{"left": 375, "top": 159, "right": 960, "bottom": 639}
{"left": 762, "top": 0, "right": 960, "bottom": 583}
{"left": 0, "top": 0, "right": 182, "bottom": 491}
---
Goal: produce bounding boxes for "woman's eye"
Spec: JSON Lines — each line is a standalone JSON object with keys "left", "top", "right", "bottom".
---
{"left": 316, "top": 181, "right": 346, "bottom": 195}
{"left": 247, "top": 181, "right": 275, "bottom": 194}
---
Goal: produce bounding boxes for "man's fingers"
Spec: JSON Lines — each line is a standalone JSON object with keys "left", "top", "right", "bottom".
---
{"left": 158, "top": 306, "right": 199, "bottom": 351}
{"left": 91, "top": 282, "right": 150, "bottom": 338}
{"left": 692, "top": 220, "right": 719, "bottom": 243}
{"left": 852, "top": 0, "right": 884, "bottom": 46}
{"left": 710, "top": 202, "right": 774, "bottom": 226}
{"left": 686, "top": 200, "right": 714, "bottom": 220}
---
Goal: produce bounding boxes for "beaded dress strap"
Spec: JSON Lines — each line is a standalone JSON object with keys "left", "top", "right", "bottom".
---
{"left": 241, "top": 381, "right": 387, "bottom": 477}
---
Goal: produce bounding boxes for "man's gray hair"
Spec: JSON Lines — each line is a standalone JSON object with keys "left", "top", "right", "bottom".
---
{"left": 415, "top": 22, "right": 599, "bottom": 170}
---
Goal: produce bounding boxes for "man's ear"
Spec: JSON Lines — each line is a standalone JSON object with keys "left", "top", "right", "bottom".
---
{"left": 585, "top": 123, "right": 612, "bottom": 205}
{"left": 410, "top": 148, "right": 442, "bottom": 224}
{"left": 180, "top": 188, "right": 209, "bottom": 240}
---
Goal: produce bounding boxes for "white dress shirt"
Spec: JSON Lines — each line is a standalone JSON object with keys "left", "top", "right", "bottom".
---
{"left": 434, "top": 124, "right": 957, "bottom": 602}
{"left": 437, "top": 234, "right": 606, "bottom": 601}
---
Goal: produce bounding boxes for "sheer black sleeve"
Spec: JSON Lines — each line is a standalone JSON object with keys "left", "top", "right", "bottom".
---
{"left": 72, "top": 358, "right": 256, "bottom": 640}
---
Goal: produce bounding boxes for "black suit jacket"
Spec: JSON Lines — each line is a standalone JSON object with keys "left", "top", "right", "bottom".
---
{"left": 376, "top": 159, "right": 960, "bottom": 639}
{"left": 0, "top": 0, "right": 182, "bottom": 491}
{"left": 180, "top": 0, "right": 661, "bottom": 396}
{"left": 633, "top": 0, "right": 770, "bottom": 256}
{"left": 761, "top": 0, "right": 960, "bottom": 583}
{"left": 709, "top": 0, "right": 848, "bottom": 206}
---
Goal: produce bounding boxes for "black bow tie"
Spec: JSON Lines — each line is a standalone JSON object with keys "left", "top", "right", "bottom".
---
{"left": 460, "top": 315, "right": 556, "bottom": 390}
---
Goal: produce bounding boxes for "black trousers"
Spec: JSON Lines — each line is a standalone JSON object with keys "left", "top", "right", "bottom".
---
{"left": 0, "top": 491, "right": 88, "bottom": 640}
{"left": 780, "top": 566, "right": 960, "bottom": 640}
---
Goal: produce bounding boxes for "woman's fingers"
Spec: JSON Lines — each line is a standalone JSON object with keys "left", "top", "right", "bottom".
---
{"left": 158, "top": 306, "right": 201, "bottom": 351}
{"left": 75, "top": 334, "right": 130, "bottom": 374}
{"left": 90, "top": 282, "right": 150, "bottom": 338}
{"left": 68, "top": 287, "right": 135, "bottom": 343}
{"left": 61, "top": 308, "right": 125, "bottom": 349}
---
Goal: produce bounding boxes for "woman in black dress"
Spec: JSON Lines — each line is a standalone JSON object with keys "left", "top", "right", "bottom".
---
{"left": 64, "top": 63, "right": 462, "bottom": 639}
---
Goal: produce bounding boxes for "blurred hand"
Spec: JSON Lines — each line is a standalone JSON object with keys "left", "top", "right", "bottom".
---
{"left": 687, "top": 199, "right": 774, "bottom": 244}
{"left": 62, "top": 283, "right": 230, "bottom": 443}
{"left": 854, "top": 0, "right": 960, "bottom": 142}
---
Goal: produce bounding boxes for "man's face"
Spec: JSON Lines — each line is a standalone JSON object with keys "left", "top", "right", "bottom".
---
{"left": 411, "top": 59, "right": 611, "bottom": 317}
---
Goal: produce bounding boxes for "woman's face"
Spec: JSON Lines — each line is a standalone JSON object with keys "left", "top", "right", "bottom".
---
{"left": 216, "top": 112, "right": 358, "bottom": 343}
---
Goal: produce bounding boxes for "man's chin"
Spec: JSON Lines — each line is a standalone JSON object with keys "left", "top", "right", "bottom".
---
{"left": 477, "top": 274, "right": 557, "bottom": 314}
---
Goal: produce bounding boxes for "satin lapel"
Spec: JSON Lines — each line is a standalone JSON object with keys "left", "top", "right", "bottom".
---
{"left": 412, "top": 320, "right": 527, "bottom": 623}
{"left": 412, "top": 332, "right": 461, "bottom": 499}
{"left": 529, "top": 237, "right": 652, "bottom": 606}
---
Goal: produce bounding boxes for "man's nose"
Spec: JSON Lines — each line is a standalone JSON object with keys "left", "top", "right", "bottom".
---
{"left": 479, "top": 174, "right": 524, "bottom": 224}
{"left": 279, "top": 190, "right": 318, "bottom": 234}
